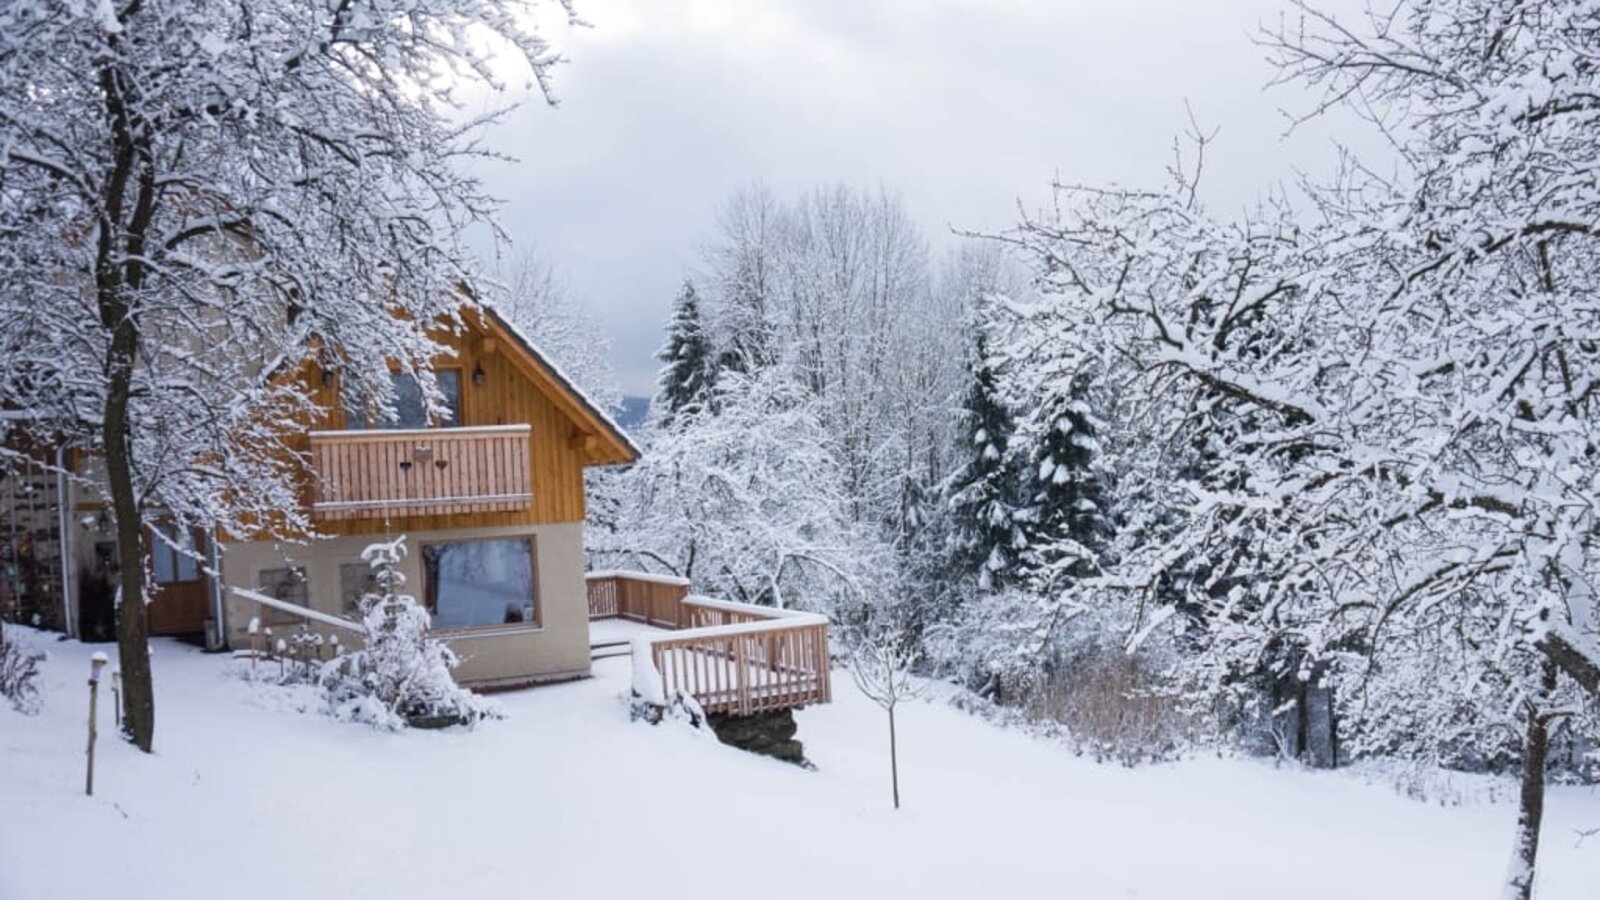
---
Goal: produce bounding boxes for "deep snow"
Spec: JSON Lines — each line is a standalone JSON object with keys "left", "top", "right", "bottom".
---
{"left": 3, "top": 630, "right": 1599, "bottom": 899}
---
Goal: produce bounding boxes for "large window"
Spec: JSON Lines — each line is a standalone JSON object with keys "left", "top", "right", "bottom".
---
{"left": 344, "top": 370, "right": 461, "bottom": 430}
{"left": 421, "top": 537, "right": 537, "bottom": 631}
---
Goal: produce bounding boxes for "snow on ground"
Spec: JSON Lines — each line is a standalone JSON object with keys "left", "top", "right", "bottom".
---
{"left": 586, "top": 617, "right": 659, "bottom": 645}
{"left": 3, "top": 630, "right": 1599, "bottom": 900}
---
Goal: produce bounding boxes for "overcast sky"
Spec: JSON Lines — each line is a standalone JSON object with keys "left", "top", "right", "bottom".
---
{"left": 470, "top": 0, "right": 1374, "bottom": 397}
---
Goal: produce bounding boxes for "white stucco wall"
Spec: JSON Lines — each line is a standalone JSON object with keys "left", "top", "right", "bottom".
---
{"left": 219, "top": 522, "right": 591, "bottom": 686}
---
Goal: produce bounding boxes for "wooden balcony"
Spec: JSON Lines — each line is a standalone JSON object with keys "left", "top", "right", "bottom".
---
{"left": 307, "top": 425, "right": 532, "bottom": 521}
{"left": 587, "top": 572, "right": 832, "bottom": 716}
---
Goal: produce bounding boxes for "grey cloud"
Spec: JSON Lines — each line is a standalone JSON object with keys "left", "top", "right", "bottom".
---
{"left": 471, "top": 0, "right": 1380, "bottom": 395}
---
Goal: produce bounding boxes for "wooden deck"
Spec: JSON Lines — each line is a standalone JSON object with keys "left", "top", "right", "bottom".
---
{"left": 586, "top": 572, "right": 832, "bottom": 716}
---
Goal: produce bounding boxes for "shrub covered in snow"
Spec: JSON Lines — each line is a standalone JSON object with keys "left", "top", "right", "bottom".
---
{"left": 319, "top": 537, "right": 498, "bottom": 730}
{"left": 0, "top": 627, "right": 45, "bottom": 715}
{"left": 928, "top": 599, "right": 1201, "bottom": 765}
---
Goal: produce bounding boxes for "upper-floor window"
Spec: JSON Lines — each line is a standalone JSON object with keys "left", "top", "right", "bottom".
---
{"left": 344, "top": 370, "right": 461, "bottom": 430}
{"left": 149, "top": 523, "right": 200, "bottom": 584}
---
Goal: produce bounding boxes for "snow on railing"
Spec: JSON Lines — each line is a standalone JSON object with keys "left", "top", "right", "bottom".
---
{"left": 230, "top": 586, "right": 364, "bottom": 634}
{"left": 586, "top": 571, "right": 692, "bottom": 626}
{"left": 585, "top": 570, "right": 691, "bottom": 587}
{"left": 593, "top": 572, "right": 832, "bottom": 715}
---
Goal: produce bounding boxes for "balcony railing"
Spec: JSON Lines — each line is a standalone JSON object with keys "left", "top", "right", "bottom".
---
{"left": 307, "top": 424, "right": 532, "bottom": 521}
{"left": 587, "top": 572, "right": 832, "bottom": 716}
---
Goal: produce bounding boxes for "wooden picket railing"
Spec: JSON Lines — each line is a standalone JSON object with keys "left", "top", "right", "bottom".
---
{"left": 585, "top": 570, "right": 692, "bottom": 628}
{"left": 585, "top": 573, "right": 832, "bottom": 716}
{"left": 307, "top": 424, "right": 532, "bottom": 521}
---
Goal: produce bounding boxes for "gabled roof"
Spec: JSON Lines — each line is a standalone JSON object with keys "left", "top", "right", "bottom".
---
{"left": 477, "top": 305, "right": 640, "bottom": 467}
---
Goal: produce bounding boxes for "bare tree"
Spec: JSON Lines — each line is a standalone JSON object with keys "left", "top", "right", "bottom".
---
{"left": 850, "top": 623, "right": 926, "bottom": 810}
{"left": 496, "top": 249, "right": 622, "bottom": 413}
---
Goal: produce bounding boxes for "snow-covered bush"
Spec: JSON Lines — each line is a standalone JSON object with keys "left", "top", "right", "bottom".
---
{"left": 929, "top": 598, "right": 1196, "bottom": 764}
{"left": 925, "top": 587, "right": 1049, "bottom": 704}
{"left": 320, "top": 538, "right": 498, "bottom": 731}
{"left": 1029, "top": 638, "right": 1195, "bottom": 766}
{"left": 629, "top": 690, "right": 708, "bottom": 729}
{"left": 0, "top": 628, "right": 44, "bottom": 715}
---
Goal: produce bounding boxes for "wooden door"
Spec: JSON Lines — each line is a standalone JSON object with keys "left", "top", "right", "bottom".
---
{"left": 146, "top": 524, "right": 210, "bottom": 635}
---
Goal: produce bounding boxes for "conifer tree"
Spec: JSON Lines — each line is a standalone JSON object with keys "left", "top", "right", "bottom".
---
{"left": 945, "top": 327, "right": 1024, "bottom": 591}
{"left": 1019, "top": 374, "right": 1112, "bottom": 588}
{"left": 654, "top": 280, "right": 716, "bottom": 426}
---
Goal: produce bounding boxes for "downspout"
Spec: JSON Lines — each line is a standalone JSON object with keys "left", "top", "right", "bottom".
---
{"left": 206, "top": 527, "right": 226, "bottom": 651}
{"left": 54, "top": 443, "right": 77, "bottom": 640}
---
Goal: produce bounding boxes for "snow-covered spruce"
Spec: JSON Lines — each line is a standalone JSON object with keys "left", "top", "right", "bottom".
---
{"left": 319, "top": 538, "right": 498, "bottom": 731}
{"left": 652, "top": 279, "right": 718, "bottom": 429}
{"left": 943, "top": 294, "right": 1027, "bottom": 595}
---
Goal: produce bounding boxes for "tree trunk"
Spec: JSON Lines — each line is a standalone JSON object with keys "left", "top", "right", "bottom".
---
{"left": 888, "top": 704, "right": 900, "bottom": 810}
{"left": 96, "top": 44, "right": 159, "bottom": 753}
{"left": 105, "top": 337, "right": 154, "bottom": 752}
{"left": 1503, "top": 661, "right": 1555, "bottom": 900}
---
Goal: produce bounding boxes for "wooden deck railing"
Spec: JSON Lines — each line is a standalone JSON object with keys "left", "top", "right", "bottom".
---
{"left": 586, "top": 572, "right": 832, "bottom": 716}
{"left": 585, "top": 570, "right": 697, "bottom": 628}
{"left": 307, "top": 425, "right": 532, "bottom": 521}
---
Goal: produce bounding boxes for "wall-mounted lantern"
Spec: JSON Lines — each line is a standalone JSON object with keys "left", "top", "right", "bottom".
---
{"left": 80, "top": 509, "right": 112, "bottom": 535}
{"left": 472, "top": 362, "right": 486, "bottom": 387}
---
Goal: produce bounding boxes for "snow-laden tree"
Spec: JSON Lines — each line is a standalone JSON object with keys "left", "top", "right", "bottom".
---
{"left": 944, "top": 302, "right": 1025, "bottom": 593}
{"left": 888, "top": 244, "right": 996, "bottom": 557}
{"left": 995, "top": 0, "right": 1600, "bottom": 888}
{"left": 496, "top": 249, "right": 622, "bottom": 413}
{"left": 699, "top": 185, "right": 960, "bottom": 526}
{"left": 687, "top": 184, "right": 974, "bottom": 623}
{"left": 776, "top": 186, "right": 935, "bottom": 528}
{"left": 0, "top": 0, "right": 571, "bottom": 751}
{"left": 1012, "top": 368, "right": 1114, "bottom": 602}
{"left": 705, "top": 185, "right": 783, "bottom": 376}
{"left": 653, "top": 280, "right": 716, "bottom": 427}
{"left": 1263, "top": 3, "right": 1600, "bottom": 892}
{"left": 592, "top": 367, "right": 879, "bottom": 614}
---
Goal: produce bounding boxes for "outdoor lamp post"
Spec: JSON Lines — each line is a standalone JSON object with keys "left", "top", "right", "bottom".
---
{"left": 86, "top": 652, "right": 109, "bottom": 796}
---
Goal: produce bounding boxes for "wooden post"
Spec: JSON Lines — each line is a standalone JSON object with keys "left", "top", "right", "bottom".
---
{"left": 889, "top": 703, "right": 900, "bottom": 810}
{"left": 734, "top": 638, "right": 751, "bottom": 716}
{"left": 249, "top": 608, "right": 261, "bottom": 674}
{"left": 86, "top": 652, "right": 108, "bottom": 797}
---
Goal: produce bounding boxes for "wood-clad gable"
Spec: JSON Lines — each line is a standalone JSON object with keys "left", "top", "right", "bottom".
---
{"left": 283, "top": 306, "right": 637, "bottom": 537}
